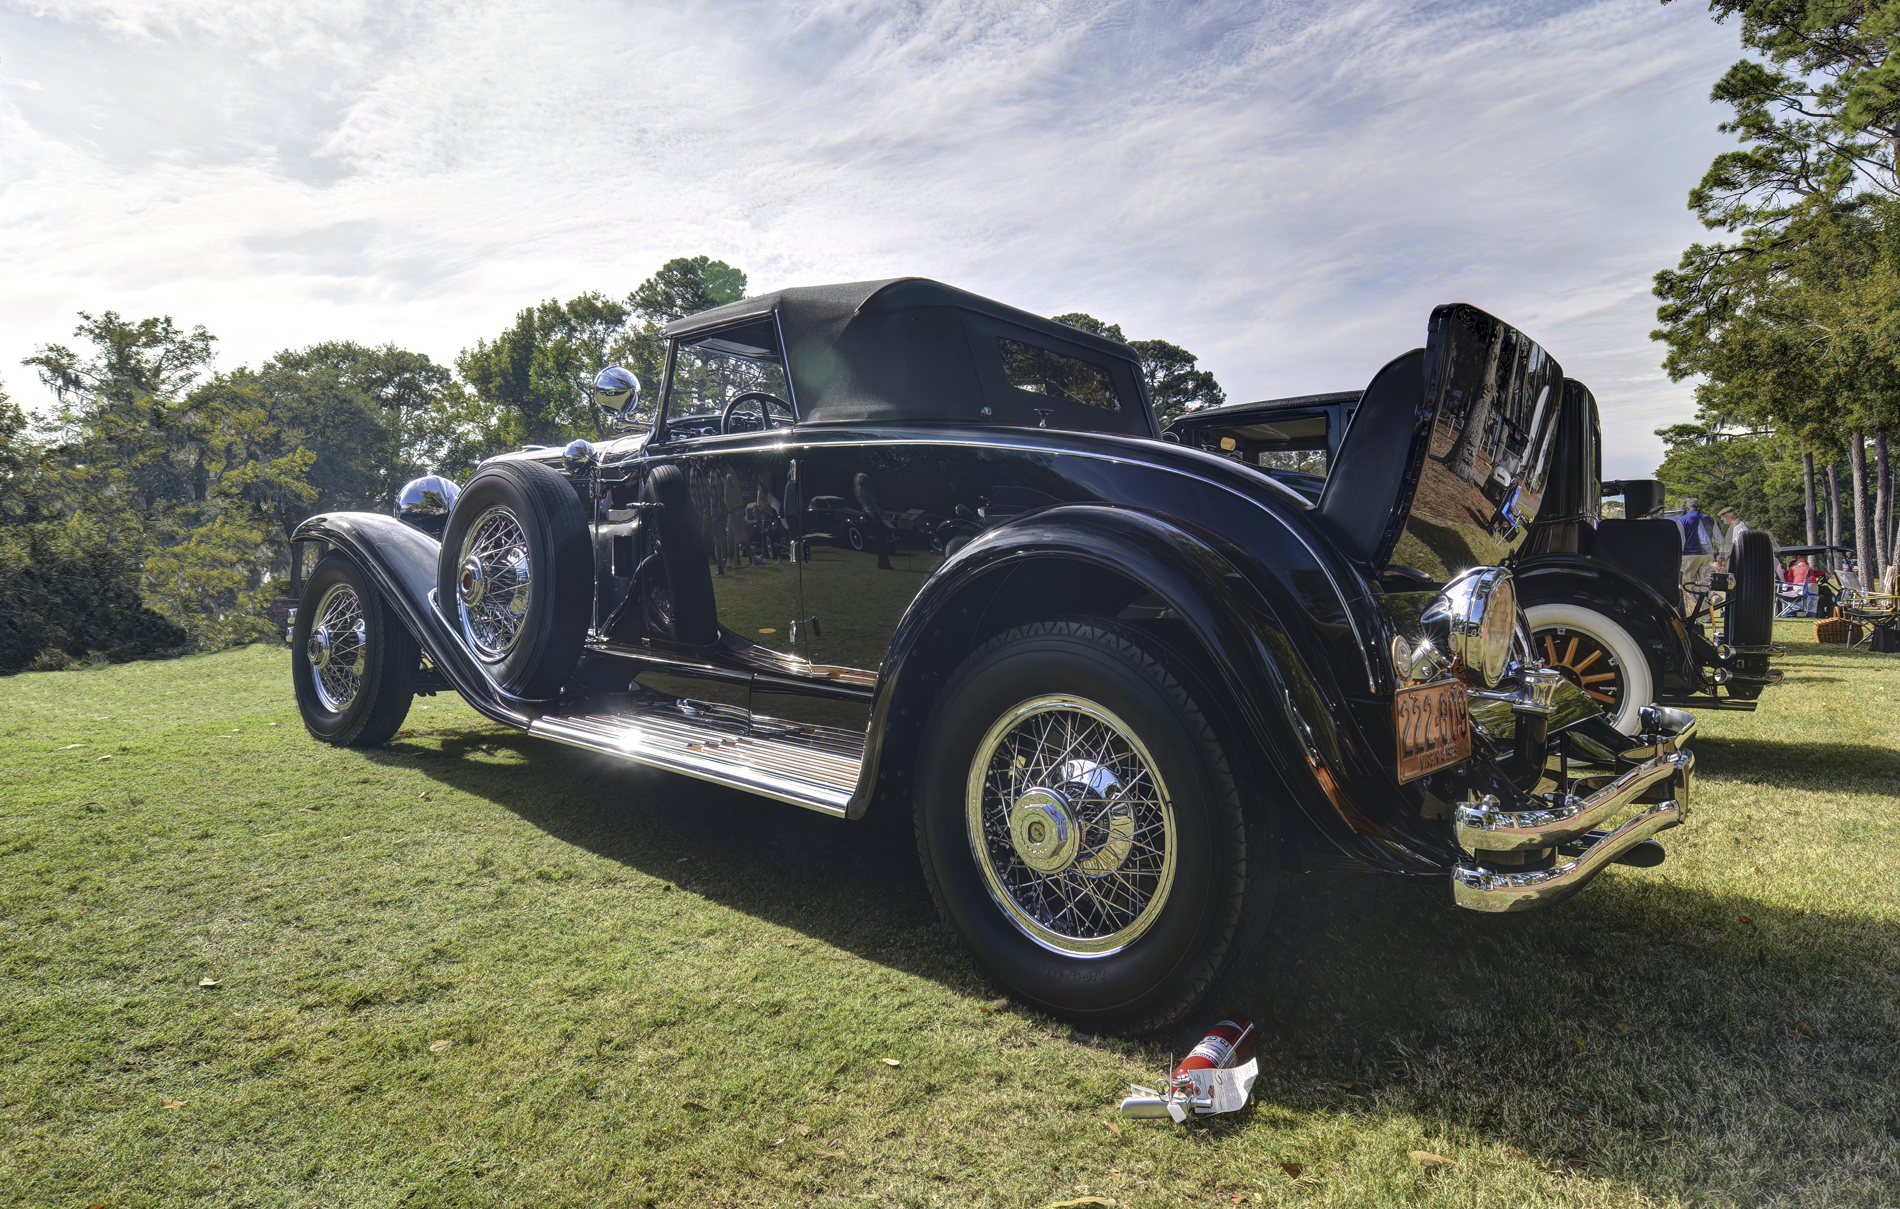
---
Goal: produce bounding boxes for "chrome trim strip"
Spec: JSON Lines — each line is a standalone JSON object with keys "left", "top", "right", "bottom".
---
{"left": 529, "top": 710, "right": 860, "bottom": 817}
{"left": 1453, "top": 750, "right": 1693, "bottom": 853}
{"left": 1451, "top": 801, "right": 1684, "bottom": 913}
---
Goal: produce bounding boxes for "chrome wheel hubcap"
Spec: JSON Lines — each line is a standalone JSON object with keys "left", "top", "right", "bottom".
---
{"left": 456, "top": 506, "right": 532, "bottom": 661}
{"left": 966, "top": 695, "right": 1175, "bottom": 957}
{"left": 307, "top": 583, "right": 366, "bottom": 712}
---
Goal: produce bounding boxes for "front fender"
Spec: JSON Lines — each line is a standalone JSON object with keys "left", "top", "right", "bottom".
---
{"left": 292, "top": 512, "right": 532, "bottom": 728}
{"left": 855, "top": 504, "right": 1432, "bottom": 872}
{"left": 1515, "top": 555, "right": 1704, "bottom": 694}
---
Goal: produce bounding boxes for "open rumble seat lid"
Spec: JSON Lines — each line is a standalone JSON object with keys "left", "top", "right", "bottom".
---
{"left": 1313, "top": 304, "right": 1563, "bottom": 581}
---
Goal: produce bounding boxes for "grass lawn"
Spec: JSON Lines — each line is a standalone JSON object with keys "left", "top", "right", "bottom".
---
{"left": 3, "top": 617, "right": 1896, "bottom": 1207}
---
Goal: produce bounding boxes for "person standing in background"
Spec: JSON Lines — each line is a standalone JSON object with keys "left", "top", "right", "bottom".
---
{"left": 1676, "top": 497, "right": 1718, "bottom": 611}
{"left": 1715, "top": 505, "right": 1766, "bottom": 568}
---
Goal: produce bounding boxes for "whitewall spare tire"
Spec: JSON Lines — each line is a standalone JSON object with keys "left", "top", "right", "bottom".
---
{"left": 1524, "top": 602, "right": 1653, "bottom": 735}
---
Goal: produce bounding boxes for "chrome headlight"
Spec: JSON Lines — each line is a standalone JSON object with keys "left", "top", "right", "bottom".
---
{"left": 1421, "top": 567, "right": 1517, "bottom": 688}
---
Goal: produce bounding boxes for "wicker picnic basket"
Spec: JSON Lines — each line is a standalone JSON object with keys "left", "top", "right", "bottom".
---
{"left": 1815, "top": 616, "right": 1864, "bottom": 645}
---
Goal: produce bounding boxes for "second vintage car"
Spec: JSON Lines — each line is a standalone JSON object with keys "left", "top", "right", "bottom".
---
{"left": 292, "top": 280, "right": 1695, "bottom": 1033}
{"left": 1169, "top": 379, "right": 1784, "bottom": 731}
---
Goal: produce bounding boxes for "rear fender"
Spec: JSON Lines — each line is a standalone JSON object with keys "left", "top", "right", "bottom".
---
{"left": 856, "top": 504, "right": 1421, "bottom": 871}
{"left": 292, "top": 512, "right": 532, "bottom": 728}
{"left": 1515, "top": 555, "right": 1704, "bottom": 693}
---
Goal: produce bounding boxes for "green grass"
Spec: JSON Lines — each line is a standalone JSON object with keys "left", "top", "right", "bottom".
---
{"left": 2, "top": 617, "right": 1896, "bottom": 1207}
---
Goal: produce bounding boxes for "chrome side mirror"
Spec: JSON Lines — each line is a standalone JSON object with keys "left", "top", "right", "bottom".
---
{"left": 592, "top": 365, "right": 641, "bottom": 426}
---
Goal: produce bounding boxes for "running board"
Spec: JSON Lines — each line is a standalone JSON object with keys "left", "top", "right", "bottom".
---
{"left": 530, "top": 706, "right": 865, "bottom": 817}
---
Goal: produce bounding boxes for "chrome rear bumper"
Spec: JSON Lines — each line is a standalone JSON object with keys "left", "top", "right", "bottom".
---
{"left": 1450, "top": 703, "right": 1695, "bottom": 913}
{"left": 1451, "top": 800, "right": 1683, "bottom": 912}
{"left": 1452, "top": 749, "right": 1693, "bottom": 852}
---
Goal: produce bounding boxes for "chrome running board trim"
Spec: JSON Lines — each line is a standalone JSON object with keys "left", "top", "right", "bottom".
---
{"left": 1453, "top": 749, "right": 1692, "bottom": 853}
{"left": 530, "top": 707, "right": 864, "bottom": 817}
{"left": 1451, "top": 800, "right": 1683, "bottom": 913}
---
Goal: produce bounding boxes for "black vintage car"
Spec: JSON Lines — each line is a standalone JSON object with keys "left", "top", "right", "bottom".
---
{"left": 291, "top": 280, "right": 1694, "bottom": 1033}
{"left": 1171, "top": 380, "right": 1784, "bottom": 732}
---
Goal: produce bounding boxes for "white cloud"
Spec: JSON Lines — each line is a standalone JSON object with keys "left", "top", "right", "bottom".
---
{"left": 0, "top": 0, "right": 1739, "bottom": 476}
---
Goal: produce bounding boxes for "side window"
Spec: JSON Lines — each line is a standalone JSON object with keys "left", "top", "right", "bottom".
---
{"left": 663, "top": 316, "right": 791, "bottom": 436}
{"left": 996, "top": 337, "right": 1122, "bottom": 411}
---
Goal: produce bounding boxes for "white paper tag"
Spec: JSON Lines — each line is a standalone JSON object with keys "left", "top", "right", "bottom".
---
{"left": 1174, "top": 1059, "right": 1260, "bottom": 1115}
{"left": 1206, "top": 1057, "right": 1259, "bottom": 1113}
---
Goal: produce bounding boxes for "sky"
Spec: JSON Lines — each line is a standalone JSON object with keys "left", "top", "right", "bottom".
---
{"left": 2, "top": 0, "right": 1746, "bottom": 478}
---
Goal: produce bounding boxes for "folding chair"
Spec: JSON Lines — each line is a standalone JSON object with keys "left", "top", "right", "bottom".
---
{"left": 1836, "top": 592, "right": 1900, "bottom": 651}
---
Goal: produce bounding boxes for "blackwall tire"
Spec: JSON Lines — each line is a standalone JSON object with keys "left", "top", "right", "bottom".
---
{"left": 643, "top": 463, "right": 718, "bottom": 646}
{"left": 1525, "top": 603, "right": 1654, "bottom": 735}
{"left": 293, "top": 552, "right": 417, "bottom": 748}
{"left": 914, "top": 618, "right": 1263, "bottom": 1034}
{"left": 437, "top": 459, "right": 590, "bottom": 698}
{"left": 1728, "top": 530, "right": 1775, "bottom": 646}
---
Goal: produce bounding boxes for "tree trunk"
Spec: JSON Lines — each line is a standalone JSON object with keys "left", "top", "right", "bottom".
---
{"left": 1827, "top": 461, "right": 1842, "bottom": 570}
{"left": 1804, "top": 450, "right": 1817, "bottom": 546}
{"left": 1851, "top": 431, "right": 1871, "bottom": 589}
{"left": 1877, "top": 433, "right": 1892, "bottom": 580}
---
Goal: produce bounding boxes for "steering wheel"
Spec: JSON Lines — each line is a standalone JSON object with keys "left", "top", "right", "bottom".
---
{"left": 720, "top": 391, "right": 795, "bottom": 435}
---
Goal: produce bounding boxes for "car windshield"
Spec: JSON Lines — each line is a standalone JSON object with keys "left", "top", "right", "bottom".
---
{"left": 666, "top": 318, "right": 790, "bottom": 425}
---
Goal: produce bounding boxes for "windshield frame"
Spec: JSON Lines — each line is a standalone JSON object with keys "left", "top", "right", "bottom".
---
{"left": 657, "top": 310, "right": 800, "bottom": 443}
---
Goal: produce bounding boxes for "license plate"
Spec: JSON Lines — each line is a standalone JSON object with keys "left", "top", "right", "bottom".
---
{"left": 1394, "top": 680, "right": 1472, "bottom": 783}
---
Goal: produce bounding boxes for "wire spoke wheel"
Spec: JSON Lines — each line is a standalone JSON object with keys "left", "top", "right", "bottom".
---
{"left": 1539, "top": 627, "right": 1624, "bottom": 707}
{"left": 306, "top": 583, "right": 366, "bottom": 712}
{"left": 965, "top": 695, "right": 1176, "bottom": 957}
{"left": 455, "top": 506, "right": 534, "bottom": 660}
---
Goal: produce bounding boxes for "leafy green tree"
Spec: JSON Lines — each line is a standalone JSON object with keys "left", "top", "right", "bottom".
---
{"left": 610, "top": 256, "right": 749, "bottom": 401}
{"left": 0, "top": 515, "right": 187, "bottom": 672}
{"left": 1052, "top": 313, "right": 1225, "bottom": 423}
{"left": 247, "top": 342, "right": 457, "bottom": 513}
{"left": 458, "top": 292, "right": 633, "bottom": 448}
{"left": 23, "top": 311, "right": 221, "bottom": 522}
{"left": 455, "top": 258, "right": 748, "bottom": 457}
{"left": 19, "top": 312, "right": 346, "bottom": 651}
{"left": 0, "top": 375, "right": 40, "bottom": 524}
{"left": 143, "top": 443, "right": 317, "bottom": 651}
{"left": 1653, "top": 417, "right": 1808, "bottom": 543}
{"left": 1654, "top": 1, "right": 1900, "bottom": 574}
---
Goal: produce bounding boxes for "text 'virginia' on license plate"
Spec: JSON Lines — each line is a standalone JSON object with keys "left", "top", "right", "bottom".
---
{"left": 1393, "top": 680, "right": 1472, "bottom": 783}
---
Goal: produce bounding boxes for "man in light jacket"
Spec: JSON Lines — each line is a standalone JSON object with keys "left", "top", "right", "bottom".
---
{"left": 1715, "top": 505, "right": 1756, "bottom": 568}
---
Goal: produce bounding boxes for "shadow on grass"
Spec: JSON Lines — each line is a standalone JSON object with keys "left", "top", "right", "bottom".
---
{"left": 373, "top": 727, "right": 1900, "bottom": 1202}
{"left": 1688, "top": 735, "right": 1900, "bottom": 790}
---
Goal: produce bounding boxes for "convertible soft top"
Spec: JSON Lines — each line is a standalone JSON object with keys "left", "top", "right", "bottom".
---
{"left": 665, "top": 278, "right": 1158, "bottom": 437}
